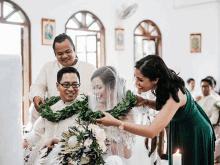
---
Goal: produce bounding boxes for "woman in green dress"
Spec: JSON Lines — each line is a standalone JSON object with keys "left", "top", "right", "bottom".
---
{"left": 97, "top": 55, "right": 216, "bottom": 165}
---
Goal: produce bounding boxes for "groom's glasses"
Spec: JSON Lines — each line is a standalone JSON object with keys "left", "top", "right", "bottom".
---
{"left": 59, "top": 83, "right": 80, "bottom": 88}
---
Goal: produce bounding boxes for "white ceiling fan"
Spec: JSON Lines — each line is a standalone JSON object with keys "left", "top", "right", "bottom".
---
{"left": 117, "top": 4, "right": 138, "bottom": 20}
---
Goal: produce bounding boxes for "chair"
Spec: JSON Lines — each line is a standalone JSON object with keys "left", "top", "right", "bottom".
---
{"left": 145, "top": 125, "right": 169, "bottom": 165}
{"left": 214, "top": 114, "right": 220, "bottom": 163}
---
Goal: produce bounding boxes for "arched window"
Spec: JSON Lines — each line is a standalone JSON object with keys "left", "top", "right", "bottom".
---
{"left": 134, "top": 20, "right": 162, "bottom": 63}
{"left": 65, "top": 11, "right": 105, "bottom": 68}
{"left": 0, "top": 0, "right": 31, "bottom": 125}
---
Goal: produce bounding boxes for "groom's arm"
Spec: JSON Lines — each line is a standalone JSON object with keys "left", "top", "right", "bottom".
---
{"left": 23, "top": 116, "right": 45, "bottom": 147}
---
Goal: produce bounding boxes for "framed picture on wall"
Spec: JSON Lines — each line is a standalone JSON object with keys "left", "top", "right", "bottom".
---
{"left": 190, "top": 33, "right": 201, "bottom": 53}
{"left": 115, "top": 28, "right": 124, "bottom": 50}
{"left": 42, "top": 18, "right": 55, "bottom": 45}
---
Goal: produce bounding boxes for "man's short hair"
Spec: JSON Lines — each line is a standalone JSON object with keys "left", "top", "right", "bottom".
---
{"left": 206, "top": 76, "right": 216, "bottom": 86}
{"left": 57, "top": 67, "right": 80, "bottom": 83}
{"left": 187, "top": 78, "right": 195, "bottom": 84}
{"left": 53, "top": 33, "right": 75, "bottom": 52}
{"left": 201, "top": 78, "right": 213, "bottom": 87}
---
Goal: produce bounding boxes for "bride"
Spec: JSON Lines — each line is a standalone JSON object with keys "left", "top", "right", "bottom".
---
{"left": 89, "top": 66, "right": 135, "bottom": 164}
{"left": 89, "top": 66, "right": 154, "bottom": 165}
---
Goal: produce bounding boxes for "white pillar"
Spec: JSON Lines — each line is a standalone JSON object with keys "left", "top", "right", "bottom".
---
{"left": 0, "top": 55, "right": 23, "bottom": 165}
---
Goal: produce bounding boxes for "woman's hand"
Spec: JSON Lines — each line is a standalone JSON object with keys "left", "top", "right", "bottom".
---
{"left": 136, "top": 96, "right": 148, "bottom": 107}
{"left": 42, "top": 138, "right": 59, "bottom": 149}
{"left": 96, "top": 112, "right": 122, "bottom": 127}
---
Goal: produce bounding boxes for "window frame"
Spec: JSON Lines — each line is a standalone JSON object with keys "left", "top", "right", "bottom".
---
{"left": 134, "top": 20, "right": 162, "bottom": 63}
{"left": 65, "top": 10, "right": 105, "bottom": 68}
{"left": 0, "top": 0, "right": 31, "bottom": 125}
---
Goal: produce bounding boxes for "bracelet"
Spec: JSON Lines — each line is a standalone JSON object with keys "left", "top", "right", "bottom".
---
{"left": 118, "top": 121, "right": 125, "bottom": 130}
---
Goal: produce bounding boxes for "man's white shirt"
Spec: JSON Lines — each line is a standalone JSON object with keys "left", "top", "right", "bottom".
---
{"left": 29, "top": 60, "right": 96, "bottom": 101}
{"left": 211, "top": 90, "right": 220, "bottom": 101}
{"left": 197, "top": 94, "right": 219, "bottom": 125}
{"left": 24, "top": 100, "right": 78, "bottom": 146}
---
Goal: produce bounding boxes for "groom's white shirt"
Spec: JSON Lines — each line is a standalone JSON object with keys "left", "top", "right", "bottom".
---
{"left": 26, "top": 60, "right": 95, "bottom": 132}
{"left": 24, "top": 99, "right": 78, "bottom": 146}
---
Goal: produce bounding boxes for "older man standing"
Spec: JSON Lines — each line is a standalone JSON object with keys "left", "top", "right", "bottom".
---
{"left": 25, "top": 33, "right": 96, "bottom": 132}
{"left": 197, "top": 78, "right": 219, "bottom": 125}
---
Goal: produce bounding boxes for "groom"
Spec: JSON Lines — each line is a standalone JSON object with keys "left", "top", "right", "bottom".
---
{"left": 23, "top": 67, "right": 81, "bottom": 148}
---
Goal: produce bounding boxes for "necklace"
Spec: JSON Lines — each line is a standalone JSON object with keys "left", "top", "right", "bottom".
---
{"left": 39, "top": 90, "right": 137, "bottom": 123}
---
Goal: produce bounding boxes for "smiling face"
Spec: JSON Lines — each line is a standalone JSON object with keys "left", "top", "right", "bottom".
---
{"left": 135, "top": 69, "right": 158, "bottom": 93}
{"left": 55, "top": 39, "right": 75, "bottom": 67}
{"left": 56, "top": 73, "right": 80, "bottom": 102}
{"left": 91, "top": 77, "right": 107, "bottom": 104}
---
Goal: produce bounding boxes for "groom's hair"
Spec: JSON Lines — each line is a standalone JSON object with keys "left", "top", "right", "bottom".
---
{"left": 57, "top": 67, "right": 80, "bottom": 83}
{"left": 53, "top": 33, "right": 75, "bottom": 53}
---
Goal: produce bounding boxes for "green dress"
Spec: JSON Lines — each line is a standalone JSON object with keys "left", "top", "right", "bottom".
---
{"left": 168, "top": 90, "right": 216, "bottom": 165}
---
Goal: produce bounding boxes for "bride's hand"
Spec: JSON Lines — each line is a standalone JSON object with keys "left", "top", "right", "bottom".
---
{"left": 96, "top": 112, "right": 121, "bottom": 127}
{"left": 42, "top": 138, "right": 59, "bottom": 149}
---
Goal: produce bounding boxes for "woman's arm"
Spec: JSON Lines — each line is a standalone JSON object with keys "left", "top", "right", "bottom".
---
{"left": 136, "top": 96, "right": 156, "bottom": 110}
{"left": 97, "top": 91, "right": 186, "bottom": 139}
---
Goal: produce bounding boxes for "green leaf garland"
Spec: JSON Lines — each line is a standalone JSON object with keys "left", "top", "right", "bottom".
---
{"left": 214, "top": 103, "right": 220, "bottom": 111}
{"left": 39, "top": 90, "right": 137, "bottom": 123}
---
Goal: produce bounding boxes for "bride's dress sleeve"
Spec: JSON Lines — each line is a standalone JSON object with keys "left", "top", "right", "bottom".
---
{"left": 120, "top": 112, "right": 136, "bottom": 157}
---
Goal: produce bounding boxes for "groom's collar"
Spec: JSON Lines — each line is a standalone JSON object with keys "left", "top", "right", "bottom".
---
{"left": 60, "top": 99, "right": 75, "bottom": 105}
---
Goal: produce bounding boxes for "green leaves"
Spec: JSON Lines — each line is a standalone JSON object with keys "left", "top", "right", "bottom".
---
{"left": 39, "top": 90, "right": 137, "bottom": 124}
{"left": 214, "top": 103, "right": 220, "bottom": 110}
{"left": 105, "top": 90, "right": 137, "bottom": 119}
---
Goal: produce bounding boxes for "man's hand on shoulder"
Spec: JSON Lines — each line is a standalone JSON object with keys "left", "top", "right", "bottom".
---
{"left": 33, "top": 96, "right": 45, "bottom": 112}
{"left": 196, "top": 96, "right": 202, "bottom": 102}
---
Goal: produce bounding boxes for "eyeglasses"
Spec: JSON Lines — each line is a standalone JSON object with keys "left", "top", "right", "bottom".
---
{"left": 59, "top": 83, "right": 80, "bottom": 88}
{"left": 201, "top": 86, "right": 210, "bottom": 89}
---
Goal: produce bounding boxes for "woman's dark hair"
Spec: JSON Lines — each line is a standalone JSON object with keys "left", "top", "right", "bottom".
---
{"left": 91, "top": 66, "right": 117, "bottom": 90}
{"left": 135, "top": 55, "right": 186, "bottom": 110}
{"left": 57, "top": 67, "right": 80, "bottom": 83}
{"left": 53, "top": 33, "right": 75, "bottom": 53}
{"left": 201, "top": 78, "right": 213, "bottom": 87}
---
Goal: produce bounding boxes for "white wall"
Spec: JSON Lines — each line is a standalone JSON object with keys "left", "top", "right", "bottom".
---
{"left": 174, "top": 0, "right": 218, "bottom": 8}
{"left": 116, "top": 0, "right": 220, "bottom": 91}
{"left": 12, "top": 0, "right": 220, "bottom": 91}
